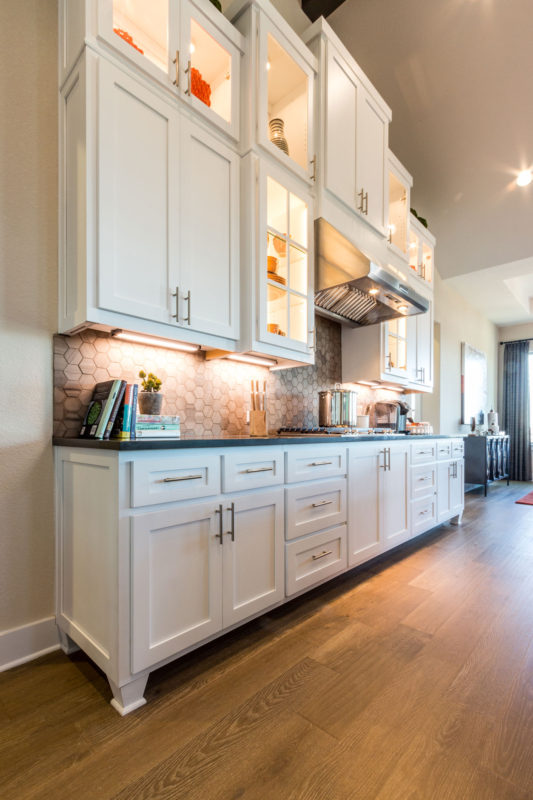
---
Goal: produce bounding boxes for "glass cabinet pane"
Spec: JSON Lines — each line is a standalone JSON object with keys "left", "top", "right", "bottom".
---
{"left": 289, "top": 245, "right": 307, "bottom": 295}
{"left": 267, "top": 177, "right": 288, "bottom": 233}
{"left": 189, "top": 18, "right": 232, "bottom": 123}
{"left": 389, "top": 172, "right": 407, "bottom": 253}
{"left": 409, "top": 230, "right": 419, "bottom": 272}
{"left": 422, "top": 242, "right": 433, "bottom": 283}
{"left": 267, "top": 34, "right": 309, "bottom": 172}
{"left": 289, "top": 193, "right": 307, "bottom": 246}
{"left": 289, "top": 295, "right": 308, "bottom": 343}
{"left": 113, "top": 0, "right": 168, "bottom": 73}
{"left": 267, "top": 284, "right": 288, "bottom": 337}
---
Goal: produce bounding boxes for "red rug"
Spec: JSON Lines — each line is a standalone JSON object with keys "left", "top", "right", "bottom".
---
{"left": 516, "top": 491, "right": 533, "bottom": 505}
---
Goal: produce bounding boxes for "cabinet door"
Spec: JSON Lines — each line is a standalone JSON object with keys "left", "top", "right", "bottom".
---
{"left": 380, "top": 444, "right": 409, "bottom": 549}
{"left": 416, "top": 301, "right": 433, "bottom": 389}
{"left": 98, "top": 59, "right": 179, "bottom": 324}
{"left": 450, "top": 460, "right": 464, "bottom": 515}
{"left": 348, "top": 446, "right": 381, "bottom": 566}
{"left": 324, "top": 45, "right": 357, "bottom": 211}
{"left": 131, "top": 501, "right": 222, "bottom": 673}
{"left": 382, "top": 317, "right": 408, "bottom": 380}
{"left": 260, "top": 163, "right": 314, "bottom": 355}
{"left": 436, "top": 461, "right": 452, "bottom": 523}
{"left": 356, "top": 88, "right": 388, "bottom": 234}
{"left": 222, "top": 488, "right": 284, "bottom": 627}
{"left": 180, "top": 0, "right": 241, "bottom": 140}
{"left": 258, "top": 15, "right": 315, "bottom": 183}
{"left": 180, "top": 118, "right": 240, "bottom": 340}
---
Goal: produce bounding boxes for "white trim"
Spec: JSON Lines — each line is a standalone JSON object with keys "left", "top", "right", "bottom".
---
{"left": 0, "top": 617, "right": 60, "bottom": 672}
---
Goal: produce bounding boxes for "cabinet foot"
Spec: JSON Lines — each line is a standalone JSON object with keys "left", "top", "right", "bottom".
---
{"left": 57, "top": 629, "right": 80, "bottom": 655}
{"left": 108, "top": 675, "right": 149, "bottom": 716}
{"left": 450, "top": 511, "right": 463, "bottom": 526}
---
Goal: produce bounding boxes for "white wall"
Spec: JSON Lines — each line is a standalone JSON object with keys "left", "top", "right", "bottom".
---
{"left": 421, "top": 270, "right": 499, "bottom": 434}
{"left": 0, "top": 2, "right": 58, "bottom": 650}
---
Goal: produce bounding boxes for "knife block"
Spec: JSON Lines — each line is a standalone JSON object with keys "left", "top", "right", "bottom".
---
{"left": 249, "top": 410, "right": 267, "bottom": 437}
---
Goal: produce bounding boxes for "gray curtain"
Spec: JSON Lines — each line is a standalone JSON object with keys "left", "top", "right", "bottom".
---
{"left": 502, "top": 340, "right": 531, "bottom": 481}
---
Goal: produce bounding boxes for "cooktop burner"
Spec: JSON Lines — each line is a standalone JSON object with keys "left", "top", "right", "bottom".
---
{"left": 277, "top": 426, "right": 402, "bottom": 436}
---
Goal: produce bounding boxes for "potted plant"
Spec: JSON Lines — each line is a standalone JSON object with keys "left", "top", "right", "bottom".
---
{"left": 138, "top": 370, "right": 163, "bottom": 415}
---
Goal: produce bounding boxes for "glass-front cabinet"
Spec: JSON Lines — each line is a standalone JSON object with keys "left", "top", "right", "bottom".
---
{"left": 388, "top": 151, "right": 412, "bottom": 261}
{"left": 62, "top": 0, "right": 243, "bottom": 140}
{"left": 263, "top": 171, "right": 312, "bottom": 351}
{"left": 383, "top": 316, "right": 409, "bottom": 380}
{"left": 409, "top": 213, "right": 435, "bottom": 287}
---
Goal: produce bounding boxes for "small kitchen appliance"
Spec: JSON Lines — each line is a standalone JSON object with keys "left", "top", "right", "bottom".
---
{"left": 318, "top": 386, "right": 358, "bottom": 428}
{"left": 373, "top": 400, "right": 411, "bottom": 432}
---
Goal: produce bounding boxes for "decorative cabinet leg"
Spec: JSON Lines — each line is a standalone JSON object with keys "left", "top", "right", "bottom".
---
{"left": 450, "top": 511, "right": 463, "bottom": 526}
{"left": 57, "top": 628, "right": 80, "bottom": 655}
{"left": 108, "top": 675, "right": 149, "bottom": 716}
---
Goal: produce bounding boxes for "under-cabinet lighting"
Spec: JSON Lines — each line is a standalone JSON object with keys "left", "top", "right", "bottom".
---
{"left": 368, "top": 288, "right": 380, "bottom": 295}
{"left": 357, "top": 381, "right": 380, "bottom": 387}
{"left": 111, "top": 330, "right": 200, "bottom": 353}
{"left": 398, "top": 304, "right": 409, "bottom": 313}
{"left": 381, "top": 385, "right": 405, "bottom": 393}
{"left": 517, "top": 169, "right": 532, "bottom": 187}
{"left": 226, "top": 353, "right": 278, "bottom": 368}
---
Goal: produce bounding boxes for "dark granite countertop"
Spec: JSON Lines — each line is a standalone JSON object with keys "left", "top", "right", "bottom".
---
{"left": 53, "top": 433, "right": 459, "bottom": 451}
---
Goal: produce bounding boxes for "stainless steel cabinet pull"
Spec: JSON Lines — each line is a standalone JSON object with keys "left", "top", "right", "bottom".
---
{"left": 162, "top": 474, "right": 202, "bottom": 483}
{"left": 308, "top": 328, "right": 316, "bottom": 351}
{"left": 379, "top": 449, "right": 390, "bottom": 471}
{"left": 243, "top": 466, "right": 273, "bottom": 474}
{"left": 226, "top": 502, "right": 235, "bottom": 541}
{"left": 185, "top": 58, "right": 192, "bottom": 95}
{"left": 312, "top": 550, "right": 332, "bottom": 561}
{"left": 312, "top": 500, "right": 333, "bottom": 508}
{"left": 215, "top": 504, "right": 224, "bottom": 545}
{"left": 184, "top": 290, "right": 191, "bottom": 325}
{"left": 172, "top": 50, "right": 180, "bottom": 87}
{"left": 309, "top": 461, "right": 333, "bottom": 467}
{"left": 310, "top": 154, "right": 317, "bottom": 182}
{"left": 418, "top": 509, "right": 429, "bottom": 516}
{"left": 416, "top": 450, "right": 431, "bottom": 455}
{"left": 171, "top": 286, "right": 180, "bottom": 323}
{"left": 363, "top": 191, "right": 369, "bottom": 215}
{"left": 418, "top": 476, "right": 429, "bottom": 482}
{"left": 357, "top": 188, "right": 365, "bottom": 213}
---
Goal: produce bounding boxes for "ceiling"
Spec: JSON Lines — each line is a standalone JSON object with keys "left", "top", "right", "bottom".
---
{"left": 319, "top": 0, "right": 533, "bottom": 327}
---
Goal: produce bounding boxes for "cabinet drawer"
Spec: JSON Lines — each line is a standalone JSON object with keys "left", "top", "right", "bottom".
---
{"left": 411, "top": 464, "right": 437, "bottom": 500}
{"left": 222, "top": 448, "right": 284, "bottom": 492}
{"left": 286, "top": 525, "right": 347, "bottom": 597}
{"left": 131, "top": 453, "right": 221, "bottom": 507}
{"left": 411, "top": 442, "right": 437, "bottom": 465}
{"left": 452, "top": 440, "right": 464, "bottom": 457}
{"left": 285, "top": 478, "right": 347, "bottom": 541}
{"left": 411, "top": 496, "right": 437, "bottom": 536}
{"left": 437, "top": 441, "right": 453, "bottom": 460}
{"left": 285, "top": 446, "right": 346, "bottom": 483}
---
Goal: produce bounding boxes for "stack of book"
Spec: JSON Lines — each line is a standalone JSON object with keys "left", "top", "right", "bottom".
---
{"left": 79, "top": 381, "right": 138, "bottom": 440}
{"left": 135, "top": 415, "right": 181, "bottom": 438}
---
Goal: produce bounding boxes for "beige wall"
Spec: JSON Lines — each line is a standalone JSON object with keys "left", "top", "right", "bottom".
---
{"left": 0, "top": 1, "right": 58, "bottom": 631}
{"left": 421, "top": 270, "right": 499, "bottom": 434}
{"left": 222, "top": 0, "right": 310, "bottom": 33}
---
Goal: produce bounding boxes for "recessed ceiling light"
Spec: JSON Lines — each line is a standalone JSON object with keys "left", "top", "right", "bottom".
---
{"left": 368, "top": 288, "right": 379, "bottom": 295}
{"left": 517, "top": 170, "right": 532, "bottom": 187}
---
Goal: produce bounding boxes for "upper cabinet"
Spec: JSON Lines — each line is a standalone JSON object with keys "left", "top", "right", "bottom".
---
{"left": 59, "top": 0, "right": 244, "bottom": 141}
{"left": 228, "top": 0, "right": 317, "bottom": 184}
{"left": 388, "top": 151, "right": 413, "bottom": 262}
{"left": 409, "top": 214, "right": 435, "bottom": 287}
{"left": 60, "top": 50, "right": 240, "bottom": 347}
{"left": 303, "top": 19, "right": 391, "bottom": 239}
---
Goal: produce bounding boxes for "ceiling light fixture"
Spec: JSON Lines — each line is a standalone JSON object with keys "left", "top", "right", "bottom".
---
{"left": 226, "top": 353, "right": 278, "bottom": 368}
{"left": 111, "top": 330, "right": 200, "bottom": 353}
{"left": 517, "top": 169, "right": 532, "bottom": 187}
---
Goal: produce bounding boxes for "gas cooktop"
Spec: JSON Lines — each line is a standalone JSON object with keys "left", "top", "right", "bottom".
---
{"left": 277, "top": 426, "right": 402, "bottom": 436}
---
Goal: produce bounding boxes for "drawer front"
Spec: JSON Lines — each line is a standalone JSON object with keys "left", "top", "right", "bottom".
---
{"left": 437, "top": 441, "right": 453, "bottom": 460}
{"left": 285, "top": 446, "right": 347, "bottom": 483}
{"left": 285, "top": 478, "right": 347, "bottom": 541}
{"left": 131, "top": 453, "right": 221, "bottom": 507}
{"left": 411, "top": 463, "right": 437, "bottom": 500}
{"left": 222, "top": 448, "right": 284, "bottom": 492}
{"left": 411, "top": 495, "right": 437, "bottom": 536}
{"left": 452, "top": 439, "right": 464, "bottom": 457}
{"left": 411, "top": 441, "right": 437, "bottom": 465}
{"left": 286, "top": 525, "right": 347, "bottom": 597}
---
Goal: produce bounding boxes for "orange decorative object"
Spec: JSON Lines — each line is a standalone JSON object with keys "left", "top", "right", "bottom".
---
{"left": 191, "top": 67, "right": 211, "bottom": 107}
{"left": 114, "top": 28, "right": 144, "bottom": 55}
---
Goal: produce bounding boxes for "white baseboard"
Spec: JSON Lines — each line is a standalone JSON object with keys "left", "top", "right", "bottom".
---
{"left": 0, "top": 617, "right": 60, "bottom": 671}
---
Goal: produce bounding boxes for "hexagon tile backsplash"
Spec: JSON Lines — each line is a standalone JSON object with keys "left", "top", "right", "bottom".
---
{"left": 53, "top": 316, "right": 397, "bottom": 438}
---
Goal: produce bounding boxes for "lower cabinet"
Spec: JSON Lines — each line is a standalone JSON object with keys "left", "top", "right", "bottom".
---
{"left": 55, "top": 439, "right": 464, "bottom": 714}
{"left": 132, "top": 488, "right": 284, "bottom": 673}
{"left": 347, "top": 441, "right": 410, "bottom": 567}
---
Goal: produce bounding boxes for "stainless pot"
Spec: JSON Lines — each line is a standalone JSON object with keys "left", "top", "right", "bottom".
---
{"left": 318, "top": 387, "right": 358, "bottom": 427}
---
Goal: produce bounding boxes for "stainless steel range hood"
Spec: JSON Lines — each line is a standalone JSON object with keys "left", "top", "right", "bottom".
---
{"left": 314, "top": 218, "right": 428, "bottom": 326}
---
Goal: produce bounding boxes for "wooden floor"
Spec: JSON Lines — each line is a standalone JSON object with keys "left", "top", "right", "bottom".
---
{"left": 2, "top": 482, "right": 533, "bottom": 799}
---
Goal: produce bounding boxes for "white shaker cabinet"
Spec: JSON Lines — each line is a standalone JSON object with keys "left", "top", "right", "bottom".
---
{"left": 303, "top": 19, "right": 391, "bottom": 238}
{"left": 60, "top": 52, "right": 240, "bottom": 348}
{"left": 407, "top": 283, "right": 434, "bottom": 392}
{"left": 347, "top": 441, "right": 410, "bottom": 567}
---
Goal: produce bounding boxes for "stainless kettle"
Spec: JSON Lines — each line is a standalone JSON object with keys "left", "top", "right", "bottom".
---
{"left": 318, "top": 385, "right": 358, "bottom": 427}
